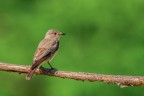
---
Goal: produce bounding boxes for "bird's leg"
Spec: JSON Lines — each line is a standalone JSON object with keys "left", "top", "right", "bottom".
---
{"left": 47, "top": 62, "right": 54, "bottom": 69}
{"left": 40, "top": 65, "right": 43, "bottom": 68}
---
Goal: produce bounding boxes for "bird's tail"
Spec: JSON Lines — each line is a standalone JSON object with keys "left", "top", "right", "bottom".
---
{"left": 26, "top": 60, "right": 43, "bottom": 80}
{"left": 26, "top": 68, "right": 36, "bottom": 80}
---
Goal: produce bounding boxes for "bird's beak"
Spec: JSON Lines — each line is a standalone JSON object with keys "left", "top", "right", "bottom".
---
{"left": 60, "top": 33, "right": 66, "bottom": 35}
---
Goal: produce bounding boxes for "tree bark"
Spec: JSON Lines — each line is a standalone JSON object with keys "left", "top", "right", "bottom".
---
{"left": 0, "top": 62, "right": 144, "bottom": 87}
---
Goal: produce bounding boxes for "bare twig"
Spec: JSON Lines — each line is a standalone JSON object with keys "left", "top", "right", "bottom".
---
{"left": 0, "top": 62, "right": 144, "bottom": 87}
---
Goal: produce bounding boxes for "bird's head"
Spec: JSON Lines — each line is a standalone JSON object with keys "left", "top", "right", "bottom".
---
{"left": 45, "top": 29, "right": 65, "bottom": 39}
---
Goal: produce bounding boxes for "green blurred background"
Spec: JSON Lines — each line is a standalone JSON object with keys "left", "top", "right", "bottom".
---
{"left": 0, "top": 0, "right": 144, "bottom": 96}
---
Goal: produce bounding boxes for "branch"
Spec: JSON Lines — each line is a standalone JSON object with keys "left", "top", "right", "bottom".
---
{"left": 0, "top": 62, "right": 144, "bottom": 87}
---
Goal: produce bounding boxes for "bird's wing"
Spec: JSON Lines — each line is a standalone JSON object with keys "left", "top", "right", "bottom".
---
{"left": 33, "top": 38, "right": 59, "bottom": 61}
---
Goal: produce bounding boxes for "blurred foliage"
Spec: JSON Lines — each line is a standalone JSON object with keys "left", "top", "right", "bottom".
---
{"left": 0, "top": 0, "right": 144, "bottom": 96}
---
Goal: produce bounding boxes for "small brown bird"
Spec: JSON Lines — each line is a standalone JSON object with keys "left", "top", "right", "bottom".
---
{"left": 26, "top": 29, "right": 65, "bottom": 80}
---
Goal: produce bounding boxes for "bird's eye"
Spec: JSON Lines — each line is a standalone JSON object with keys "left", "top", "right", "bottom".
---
{"left": 54, "top": 33, "right": 56, "bottom": 35}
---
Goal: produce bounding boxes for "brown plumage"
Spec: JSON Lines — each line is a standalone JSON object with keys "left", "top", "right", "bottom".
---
{"left": 26, "top": 29, "right": 65, "bottom": 80}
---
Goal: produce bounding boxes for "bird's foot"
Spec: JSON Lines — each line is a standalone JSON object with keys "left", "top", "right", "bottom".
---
{"left": 50, "top": 67, "right": 57, "bottom": 70}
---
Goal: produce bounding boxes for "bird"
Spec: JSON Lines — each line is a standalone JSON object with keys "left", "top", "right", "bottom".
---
{"left": 26, "top": 29, "right": 65, "bottom": 80}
